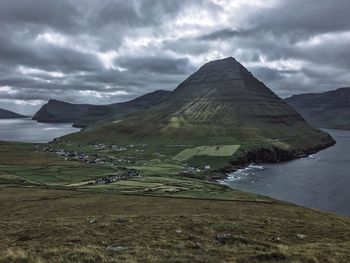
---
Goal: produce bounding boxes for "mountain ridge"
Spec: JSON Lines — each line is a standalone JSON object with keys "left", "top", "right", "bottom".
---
{"left": 0, "top": 108, "right": 27, "bottom": 119}
{"left": 32, "top": 90, "right": 172, "bottom": 127}
{"left": 285, "top": 87, "right": 350, "bottom": 130}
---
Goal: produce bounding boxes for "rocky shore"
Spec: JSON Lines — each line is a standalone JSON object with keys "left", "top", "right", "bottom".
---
{"left": 209, "top": 135, "right": 336, "bottom": 181}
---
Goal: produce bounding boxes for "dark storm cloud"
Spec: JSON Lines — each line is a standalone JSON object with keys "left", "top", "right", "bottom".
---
{"left": 90, "top": 0, "right": 184, "bottom": 28}
{"left": 198, "top": 28, "right": 243, "bottom": 41}
{"left": 0, "top": 0, "right": 80, "bottom": 33}
{"left": 0, "top": 0, "right": 350, "bottom": 114}
{"left": 251, "top": 0, "right": 350, "bottom": 36}
{"left": 118, "top": 56, "right": 195, "bottom": 74}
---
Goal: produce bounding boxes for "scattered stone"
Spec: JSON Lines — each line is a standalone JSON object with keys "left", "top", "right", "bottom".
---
{"left": 175, "top": 229, "right": 182, "bottom": 234}
{"left": 271, "top": 237, "right": 282, "bottom": 243}
{"left": 87, "top": 218, "right": 97, "bottom": 224}
{"left": 187, "top": 235, "right": 197, "bottom": 241}
{"left": 17, "top": 235, "right": 32, "bottom": 241}
{"left": 116, "top": 217, "right": 129, "bottom": 224}
{"left": 215, "top": 233, "right": 232, "bottom": 245}
{"left": 216, "top": 234, "right": 253, "bottom": 245}
{"left": 106, "top": 245, "right": 127, "bottom": 252}
{"left": 296, "top": 233, "right": 306, "bottom": 240}
{"left": 188, "top": 241, "right": 201, "bottom": 249}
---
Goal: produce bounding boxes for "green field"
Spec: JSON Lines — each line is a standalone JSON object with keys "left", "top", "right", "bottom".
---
{"left": 0, "top": 141, "right": 252, "bottom": 200}
{"left": 173, "top": 145, "right": 240, "bottom": 162}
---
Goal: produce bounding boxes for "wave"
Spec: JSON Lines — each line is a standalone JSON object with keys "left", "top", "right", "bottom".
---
{"left": 219, "top": 164, "right": 265, "bottom": 184}
{"left": 41, "top": 127, "right": 64, "bottom": 131}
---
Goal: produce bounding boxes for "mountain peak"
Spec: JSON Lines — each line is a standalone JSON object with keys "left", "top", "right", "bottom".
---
{"left": 47, "top": 99, "right": 67, "bottom": 104}
{"left": 199, "top": 56, "right": 245, "bottom": 71}
{"left": 204, "top": 56, "right": 238, "bottom": 64}
{"left": 173, "top": 57, "right": 255, "bottom": 96}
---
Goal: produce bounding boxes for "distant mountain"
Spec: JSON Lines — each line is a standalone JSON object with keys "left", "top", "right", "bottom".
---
{"left": 69, "top": 57, "right": 334, "bottom": 160}
{"left": 32, "top": 100, "right": 92, "bottom": 123}
{"left": 32, "top": 90, "right": 171, "bottom": 127}
{"left": 285, "top": 87, "right": 350, "bottom": 130}
{"left": 74, "top": 90, "right": 171, "bottom": 127}
{"left": 0, "top": 108, "right": 26, "bottom": 119}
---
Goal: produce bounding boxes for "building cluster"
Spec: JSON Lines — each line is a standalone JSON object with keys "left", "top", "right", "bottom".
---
{"left": 41, "top": 144, "right": 141, "bottom": 184}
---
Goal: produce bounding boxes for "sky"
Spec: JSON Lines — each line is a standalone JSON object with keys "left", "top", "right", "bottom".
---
{"left": 1, "top": 0, "right": 350, "bottom": 115}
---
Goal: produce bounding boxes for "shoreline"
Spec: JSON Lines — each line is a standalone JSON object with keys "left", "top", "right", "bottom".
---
{"left": 208, "top": 137, "right": 336, "bottom": 181}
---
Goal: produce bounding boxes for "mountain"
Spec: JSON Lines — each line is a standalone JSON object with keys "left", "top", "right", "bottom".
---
{"left": 32, "top": 90, "right": 171, "bottom": 127}
{"left": 0, "top": 108, "right": 26, "bottom": 119}
{"left": 73, "top": 90, "right": 171, "bottom": 127}
{"left": 68, "top": 57, "right": 334, "bottom": 161}
{"left": 285, "top": 87, "right": 350, "bottom": 130}
{"left": 33, "top": 100, "right": 92, "bottom": 123}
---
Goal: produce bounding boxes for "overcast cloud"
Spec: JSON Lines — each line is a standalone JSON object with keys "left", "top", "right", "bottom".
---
{"left": 1, "top": 0, "right": 350, "bottom": 114}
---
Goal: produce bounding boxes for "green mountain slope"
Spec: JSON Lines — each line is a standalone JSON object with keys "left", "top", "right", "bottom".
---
{"left": 65, "top": 57, "right": 334, "bottom": 164}
{"left": 285, "top": 87, "right": 350, "bottom": 130}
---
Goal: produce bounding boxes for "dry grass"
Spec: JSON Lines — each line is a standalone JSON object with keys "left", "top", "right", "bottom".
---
{"left": 1, "top": 187, "right": 350, "bottom": 262}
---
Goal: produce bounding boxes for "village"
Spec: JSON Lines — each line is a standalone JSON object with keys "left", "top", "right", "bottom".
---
{"left": 40, "top": 142, "right": 208, "bottom": 184}
{"left": 40, "top": 143, "right": 141, "bottom": 185}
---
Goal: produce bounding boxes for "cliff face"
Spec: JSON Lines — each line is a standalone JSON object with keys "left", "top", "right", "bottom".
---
{"left": 285, "top": 87, "right": 350, "bottom": 130}
{"left": 0, "top": 108, "right": 26, "bottom": 119}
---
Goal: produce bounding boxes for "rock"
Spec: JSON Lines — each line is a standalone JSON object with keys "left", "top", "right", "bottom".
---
{"left": 87, "top": 218, "right": 97, "bottom": 224}
{"left": 116, "top": 217, "right": 129, "bottom": 223}
{"left": 17, "top": 235, "right": 32, "bottom": 241}
{"left": 215, "top": 233, "right": 232, "bottom": 245}
{"left": 188, "top": 241, "right": 201, "bottom": 249}
{"left": 106, "top": 245, "right": 127, "bottom": 252}
{"left": 296, "top": 233, "right": 306, "bottom": 240}
{"left": 216, "top": 234, "right": 253, "bottom": 245}
{"left": 271, "top": 237, "right": 282, "bottom": 243}
{"left": 175, "top": 229, "right": 182, "bottom": 234}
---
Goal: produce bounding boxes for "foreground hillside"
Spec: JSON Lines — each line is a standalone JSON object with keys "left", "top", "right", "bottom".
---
{"left": 0, "top": 141, "right": 350, "bottom": 262}
{"left": 1, "top": 187, "right": 350, "bottom": 263}
{"left": 285, "top": 87, "right": 350, "bottom": 130}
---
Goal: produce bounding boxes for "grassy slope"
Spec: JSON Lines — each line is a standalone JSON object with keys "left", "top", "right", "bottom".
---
{"left": 1, "top": 187, "right": 350, "bottom": 263}
{"left": 0, "top": 141, "right": 350, "bottom": 262}
{"left": 61, "top": 126, "right": 333, "bottom": 174}
{"left": 0, "top": 141, "right": 115, "bottom": 185}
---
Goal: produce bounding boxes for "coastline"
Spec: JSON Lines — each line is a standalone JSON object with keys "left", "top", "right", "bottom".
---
{"left": 208, "top": 135, "right": 336, "bottom": 181}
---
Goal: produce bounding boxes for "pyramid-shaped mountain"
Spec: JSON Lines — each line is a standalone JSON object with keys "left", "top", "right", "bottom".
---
{"left": 141, "top": 57, "right": 306, "bottom": 126}
{"left": 70, "top": 57, "right": 334, "bottom": 154}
